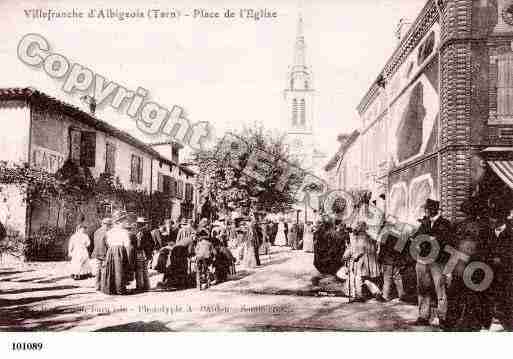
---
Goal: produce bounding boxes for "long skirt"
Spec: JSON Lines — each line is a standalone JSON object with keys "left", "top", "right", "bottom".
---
{"left": 135, "top": 250, "right": 150, "bottom": 291}
{"left": 164, "top": 245, "right": 190, "bottom": 288}
{"left": 242, "top": 242, "right": 257, "bottom": 269}
{"left": 289, "top": 231, "right": 299, "bottom": 250}
{"left": 100, "top": 245, "right": 129, "bottom": 295}
{"left": 69, "top": 247, "right": 91, "bottom": 277}
{"left": 303, "top": 232, "right": 314, "bottom": 253}
{"left": 275, "top": 230, "right": 287, "bottom": 246}
{"left": 215, "top": 247, "right": 234, "bottom": 282}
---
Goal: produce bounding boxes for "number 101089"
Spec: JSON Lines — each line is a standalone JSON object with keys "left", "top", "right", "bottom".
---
{"left": 11, "top": 342, "right": 43, "bottom": 351}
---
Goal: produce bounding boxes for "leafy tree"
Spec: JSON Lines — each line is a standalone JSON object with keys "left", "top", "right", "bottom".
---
{"left": 192, "top": 124, "right": 304, "bottom": 217}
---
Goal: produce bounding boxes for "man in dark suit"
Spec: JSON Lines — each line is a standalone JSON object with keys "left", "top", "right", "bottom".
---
{"left": 250, "top": 214, "right": 262, "bottom": 266}
{"left": 284, "top": 221, "right": 289, "bottom": 246}
{"left": 480, "top": 206, "right": 513, "bottom": 330}
{"left": 297, "top": 221, "right": 305, "bottom": 250}
{"left": 413, "top": 199, "right": 454, "bottom": 327}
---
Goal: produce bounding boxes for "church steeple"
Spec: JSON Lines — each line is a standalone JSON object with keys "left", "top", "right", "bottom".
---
{"left": 294, "top": 16, "right": 306, "bottom": 68}
{"left": 285, "top": 13, "right": 314, "bottom": 133}
{"left": 288, "top": 15, "right": 312, "bottom": 92}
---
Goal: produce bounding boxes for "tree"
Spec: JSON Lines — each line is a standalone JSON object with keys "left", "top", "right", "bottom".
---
{"left": 192, "top": 124, "right": 304, "bottom": 216}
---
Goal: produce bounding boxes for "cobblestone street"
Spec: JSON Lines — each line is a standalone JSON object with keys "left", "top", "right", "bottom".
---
{"left": 0, "top": 247, "right": 439, "bottom": 332}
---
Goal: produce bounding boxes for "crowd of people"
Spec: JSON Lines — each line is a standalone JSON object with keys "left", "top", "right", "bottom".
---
{"left": 311, "top": 193, "right": 513, "bottom": 332}
{"left": 65, "top": 192, "right": 513, "bottom": 331}
{"left": 67, "top": 210, "right": 316, "bottom": 295}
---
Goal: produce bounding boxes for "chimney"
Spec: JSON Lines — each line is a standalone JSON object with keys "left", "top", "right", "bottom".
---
{"left": 395, "top": 18, "right": 412, "bottom": 43}
{"left": 80, "top": 95, "right": 96, "bottom": 115}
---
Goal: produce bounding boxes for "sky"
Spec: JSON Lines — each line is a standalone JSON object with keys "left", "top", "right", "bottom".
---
{"left": 0, "top": 0, "right": 426, "bottom": 160}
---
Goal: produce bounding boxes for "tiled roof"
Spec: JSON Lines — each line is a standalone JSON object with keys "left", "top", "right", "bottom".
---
{"left": 0, "top": 87, "right": 182, "bottom": 169}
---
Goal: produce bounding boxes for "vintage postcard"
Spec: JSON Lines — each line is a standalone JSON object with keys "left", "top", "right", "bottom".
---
{"left": 1, "top": 0, "right": 513, "bottom": 347}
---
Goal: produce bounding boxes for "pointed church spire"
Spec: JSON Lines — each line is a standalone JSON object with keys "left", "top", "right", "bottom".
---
{"left": 294, "top": 15, "right": 306, "bottom": 68}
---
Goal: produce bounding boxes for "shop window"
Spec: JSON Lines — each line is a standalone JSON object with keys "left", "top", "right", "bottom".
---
{"left": 130, "top": 154, "right": 143, "bottom": 184}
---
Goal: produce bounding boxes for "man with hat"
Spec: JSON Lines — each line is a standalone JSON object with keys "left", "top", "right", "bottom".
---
{"left": 480, "top": 202, "right": 513, "bottom": 330}
{"left": 91, "top": 217, "right": 112, "bottom": 290}
{"left": 133, "top": 217, "right": 152, "bottom": 291}
{"left": 445, "top": 198, "right": 485, "bottom": 331}
{"left": 135, "top": 217, "right": 154, "bottom": 260}
{"left": 412, "top": 198, "right": 453, "bottom": 327}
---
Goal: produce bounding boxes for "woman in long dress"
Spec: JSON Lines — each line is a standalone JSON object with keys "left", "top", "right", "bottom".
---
{"left": 100, "top": 211, "right": 132, "bottom": 295}
{"left": 259, "top": 222, "right": 270, "bottom": 255}
{"left": 68, "top": 224, "right": 92, "bottom": 280}
{"left": 303, "top": 222, "right": 314, "bottom": 253}
{"left": 343, "top": 220, "right": 383, "bottom": 301}
{"left": 274, "top": 220, "right": 287, "bottom": 247}
{"left": 241, "top": 224, "right": 257, "bottom": 269}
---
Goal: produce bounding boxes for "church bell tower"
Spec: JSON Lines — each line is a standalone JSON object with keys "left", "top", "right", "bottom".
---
{"left": 284, "top": 15, "right": 318, "bottom": 170}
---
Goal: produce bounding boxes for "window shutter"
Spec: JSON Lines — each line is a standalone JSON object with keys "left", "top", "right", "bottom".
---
{"left": 131, "top": 155, "right": 137, "bottom": 183}
{"left": 105, "top": 143, "right": 116, "bottom": 175}
{"left": 163, "top": 175, "right": 171, "bottom": 193}
{"left": 69, "top": 129, "right": 81, "bottom": 164}
{"left": 157, "top": 173, "right": 164, "bottom": 192}
{"left": 185, "top": 183, "right": 193, "bottom": 202}
{"left": 177, "top": 180, "right": 183, "bottom": 199}
{"left": 170, "top": 177, "right": 177, "bottom": 197}
{"left": 80, "top": 131, "right": 96, "bottom": 167}
{"left": 137, "top": 157, "right": 143, "bottom": 184}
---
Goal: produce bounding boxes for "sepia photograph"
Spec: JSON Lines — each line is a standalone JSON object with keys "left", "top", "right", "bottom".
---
{"left": 0, "top": 1, "right": 513, "bottom": 351}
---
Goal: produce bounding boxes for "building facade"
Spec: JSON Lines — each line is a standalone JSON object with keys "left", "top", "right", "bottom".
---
{"left": 328, "top": 0, "right": 513, "bottom": 224}
{"left": 0, "top": 88, "right": 197, "bottom": 257}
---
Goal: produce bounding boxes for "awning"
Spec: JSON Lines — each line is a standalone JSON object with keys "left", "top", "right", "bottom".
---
{"left": 488, "top": 161, "right": 513, "bottom": 189}
{"left": 482, "top": 147, "right": 513, "bottom": 189}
